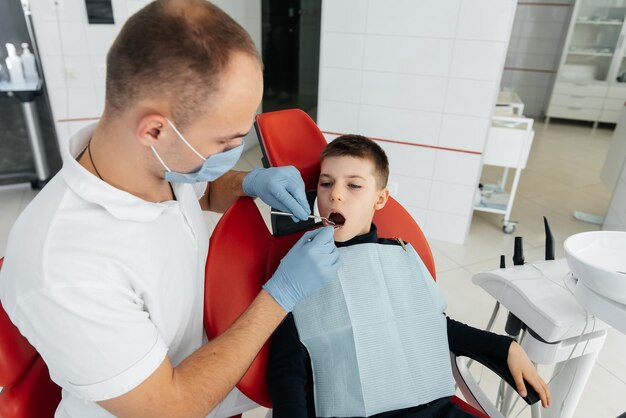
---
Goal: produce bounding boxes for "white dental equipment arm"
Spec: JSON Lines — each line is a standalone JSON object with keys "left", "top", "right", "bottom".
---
{"left": 471, "top": 222, "right": 626, "bottom": 418}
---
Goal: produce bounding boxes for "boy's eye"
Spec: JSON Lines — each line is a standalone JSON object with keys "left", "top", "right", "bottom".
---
{"left": 348, "top": 184, "right": 362, "bottom": 189}
{"left": 319, "top": 182, "right": 332, "bottom": 188}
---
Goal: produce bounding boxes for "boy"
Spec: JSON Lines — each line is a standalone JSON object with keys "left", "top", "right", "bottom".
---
{"left": 268, "top": 135, "right": 551, "bottom": 418}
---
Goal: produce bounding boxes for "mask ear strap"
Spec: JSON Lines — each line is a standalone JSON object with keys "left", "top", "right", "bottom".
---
{"left": 166, "top": 118, "right": 207, "bottom": 161}
{"left": 150, "top": 146, "right": 171, "bottom": 172}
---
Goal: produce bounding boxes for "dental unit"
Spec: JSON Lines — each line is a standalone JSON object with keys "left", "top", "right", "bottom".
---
{"left": 470, "top": 217, "right": 626, "bottom": 418}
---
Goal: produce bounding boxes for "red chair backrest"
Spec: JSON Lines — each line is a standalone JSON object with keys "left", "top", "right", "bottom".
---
{"left": 204, "top": 109, "right": 438, "bottom": 408}
{"left": 255, "top": 109, "right": 435, "bottom": 278}
{"left": 204, "top": 197, "right": 304, "bottom": 407}
{"left": 0, "top": 259, "right": 38, "bottom": 388}
{"left": 0, "top": 257, "right": 62, "bottom": 417}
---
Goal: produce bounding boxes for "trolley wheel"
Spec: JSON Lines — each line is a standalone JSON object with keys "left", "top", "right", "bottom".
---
{"left": 502, "top": 223, "right": 516, "bottom": 234}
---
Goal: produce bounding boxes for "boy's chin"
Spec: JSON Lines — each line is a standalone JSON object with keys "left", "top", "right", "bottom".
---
{"left": 333, "top": 226, "right": 356, "bottom": 243}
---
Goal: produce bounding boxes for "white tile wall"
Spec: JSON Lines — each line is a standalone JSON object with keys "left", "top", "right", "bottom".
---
{"left": 321, "top": 33, "right": 364, "bottom": 69}
{"left": 319, "top": 68, "right": 362, "bottom": 103}
{"left": 427, "top": 182, "right": 475, "bottom": 216}
{"left": 85, "top": 26, "right": 119, "bottom": 54}
{"left": 388, "top": 174, "right": 431, "bottom": 209}
{"left": 320, "top": 0, "right": 367, "bottom": 34}
{"left": 318, "top": 0, "right": 516, "bottom": 244}
{"left": 30, "top": 0, "right": 263, "bottom": 161}
{"left": 361, "top": 72, "right": 448, "bottom": 112}
{"left": 29, "top": 0, "right": 87, "bottom": 22}
{"left": 450, "top": 41, "right": 506, "bottom": 81}
{"left": 444, "top": 78, "right": 498, "bottom": 117}
{"left": 358, "top": 105, "right": 441, "bottom": 147}
{"left": 439, "top": 114, "right": 489, "bottom": 153}
{"left": 366, "top": 0, "right": 461, "bottom": 39}
{"left": 378, "top": 141, "right": 437, "bottom": 180}
{"left": 425, "top": 210, "right": 471, "bottom": 244}
{"left": 432, "top": 150, "right": 482, "bottom": 187}
{"left": 363, "top": 36, "right": 453, "bottom": 77}
{"left": 318, "top": 101, "right": 359, "bottom": 134}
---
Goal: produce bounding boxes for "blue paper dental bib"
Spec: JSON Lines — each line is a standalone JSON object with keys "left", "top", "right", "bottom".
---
{"left": 292, "top": 243, "right": 455, "bottom": 417}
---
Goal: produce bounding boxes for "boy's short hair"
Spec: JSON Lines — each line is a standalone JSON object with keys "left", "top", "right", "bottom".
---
{"left": 321, "top": 134, "right": 389, "bottom": 188}
{"left": 105, "top": 0, "right": 260, "bottom": 129}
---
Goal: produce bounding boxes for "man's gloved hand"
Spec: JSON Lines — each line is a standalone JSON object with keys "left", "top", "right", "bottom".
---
{"left": 264, "top": 226, "right": 340, "bottom": 312}
{"left": 242, "top": 166, "right": 310, "bottom": 221}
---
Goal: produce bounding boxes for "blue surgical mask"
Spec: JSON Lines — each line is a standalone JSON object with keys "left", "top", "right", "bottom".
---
{"left": 150, "top": 119, "right": 244, "bottom": 183}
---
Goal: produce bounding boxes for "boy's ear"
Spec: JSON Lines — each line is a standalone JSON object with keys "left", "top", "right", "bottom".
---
{"left": 374, "top": 187, "right": 390, "bottom": 211}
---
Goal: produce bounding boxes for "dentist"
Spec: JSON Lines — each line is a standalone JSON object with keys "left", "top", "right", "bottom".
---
{"left": 0, "top": 1, "right": 339, "bottom": 417}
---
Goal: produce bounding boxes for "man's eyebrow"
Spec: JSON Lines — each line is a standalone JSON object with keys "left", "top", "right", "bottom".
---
{"left": 217, "top": 131, "right": 250, "bottom": 141}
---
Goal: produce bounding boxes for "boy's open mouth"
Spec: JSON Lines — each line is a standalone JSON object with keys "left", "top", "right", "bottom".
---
{"left": 327, "top": 211, "right": 346, "bottom": 228}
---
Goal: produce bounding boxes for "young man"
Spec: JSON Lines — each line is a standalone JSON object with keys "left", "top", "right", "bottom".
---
{"left": 269, "top": 135, "right": 551, "bottom": 418}
{"left": 0, "top": 1, "right": 340, "bottom": 417}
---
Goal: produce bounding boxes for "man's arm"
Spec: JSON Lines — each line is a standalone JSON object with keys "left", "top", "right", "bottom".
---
{"left": 199, "top": 170, "right": 247, "bottom": 212}
{"left": 99, "top": 290, "right": 284, "bottom": 418}
{"left": 100, "top": 226, "right": 339, "bottom": 417}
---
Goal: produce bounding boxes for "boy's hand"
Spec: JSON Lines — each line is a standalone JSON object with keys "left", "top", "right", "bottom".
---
{"left": 507, "top": 341, "right": 551, "bottom": 408}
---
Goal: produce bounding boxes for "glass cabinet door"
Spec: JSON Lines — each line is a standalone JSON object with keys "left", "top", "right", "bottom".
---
{"left": 563, "top": 0, "right": 626, "bottom": 82}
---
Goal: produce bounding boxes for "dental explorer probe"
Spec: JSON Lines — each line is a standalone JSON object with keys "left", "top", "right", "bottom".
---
{"left": 270, "top": 210, "right": 336, "bottom": 226}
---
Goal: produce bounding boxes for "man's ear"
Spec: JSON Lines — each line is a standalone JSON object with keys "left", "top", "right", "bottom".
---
{"left": 136, "top": 114, "right": 169, "bottom": 147}
{"left": 374, "top": 187, "right": 390, "bottom": 211}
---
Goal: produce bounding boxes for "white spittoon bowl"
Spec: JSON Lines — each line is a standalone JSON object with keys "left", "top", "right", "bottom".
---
{"left": 564, "top": 231, "right": 626, "bottom": 305}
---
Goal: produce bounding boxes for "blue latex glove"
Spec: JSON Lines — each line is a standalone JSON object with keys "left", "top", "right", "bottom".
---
{"left": 242, "top": 166, "right": 310, "bottom": 221}
{"left": 264, "top": 226, "right": 340, "bottom": 312}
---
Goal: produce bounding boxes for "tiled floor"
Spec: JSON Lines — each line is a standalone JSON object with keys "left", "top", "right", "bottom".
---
{"left": 1, "top": 119, "right": 624, "bottom": 417}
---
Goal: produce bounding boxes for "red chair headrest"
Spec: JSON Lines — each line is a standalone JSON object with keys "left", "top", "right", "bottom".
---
{"left": 255, "top": 109, "right": 326, "bottom": 191}
{"left": 0, "top": 258, "right": 39, "bottom": 387}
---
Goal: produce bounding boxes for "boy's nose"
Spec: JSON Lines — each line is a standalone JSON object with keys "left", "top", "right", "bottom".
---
{"left": 330, "top": 186, "right": 342, "bottom": 201}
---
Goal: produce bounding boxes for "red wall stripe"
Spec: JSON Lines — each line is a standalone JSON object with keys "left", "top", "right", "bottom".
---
{"left": 57, "top": 117, "right": 100, "bottom": 123}
{"left": 517, "top": 2, "right": 572, "bottom": 6}
{"left": 321, "top": 131, "right": 482, "bottom": 155}
{"left": 504, "top": 67, "right": 556, "bottom": 73}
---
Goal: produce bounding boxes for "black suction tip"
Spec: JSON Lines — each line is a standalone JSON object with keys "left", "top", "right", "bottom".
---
{"left": 500, "top": 255, "right": 506, "bottom": 269}
{"left": 544, "top": 216, "right": 555, "bottom": 261}
{"left": 513, "top": 236, "right": 525, "bottom": 266}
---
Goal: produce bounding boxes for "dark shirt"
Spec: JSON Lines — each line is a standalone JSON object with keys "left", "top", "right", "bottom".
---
{"left": 268, "top": 224, "right": 513, "bottom": 418}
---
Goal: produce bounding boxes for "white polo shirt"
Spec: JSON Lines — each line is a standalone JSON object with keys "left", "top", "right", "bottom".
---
{"left": 0, "top": 124, "right": 242, "bottom": 417}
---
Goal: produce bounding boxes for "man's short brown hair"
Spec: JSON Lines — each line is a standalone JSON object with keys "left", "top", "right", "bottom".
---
{"left": 321, "top": 134, "right": 389, "bottom": 188}
{"left": 105, "top": 0, "right": 260, "bottom": 129}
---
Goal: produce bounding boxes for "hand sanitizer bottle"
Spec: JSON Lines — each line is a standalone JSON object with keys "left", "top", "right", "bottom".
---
{"left": 5, "top": 43, "right": 25, "bottom": 83}
{"left": 21, "top": 43, "right": 38, "bottom": 81}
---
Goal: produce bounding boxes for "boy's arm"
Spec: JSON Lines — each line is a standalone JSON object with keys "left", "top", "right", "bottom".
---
{"left": 446, "top": 316, "right": 513, "bottom": 365}
{"left": 268, "top": 313, "right": 313, "bottom": 418}
{"left": 446, "top": 316, "right": 550, "bottom": 407}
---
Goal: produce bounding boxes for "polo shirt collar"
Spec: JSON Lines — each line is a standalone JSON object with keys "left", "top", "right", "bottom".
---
{"left": 62, "top": 123, "right": 176, "bottom": 222}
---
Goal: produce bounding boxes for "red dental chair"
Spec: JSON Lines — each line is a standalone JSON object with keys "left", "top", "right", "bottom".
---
{"left": 0, "top": 258, "right": 62, "bottom": 418}
{"left": 204, "top": 108, "right": 508, "bottom": 417}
